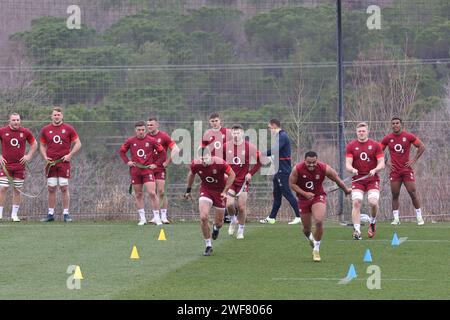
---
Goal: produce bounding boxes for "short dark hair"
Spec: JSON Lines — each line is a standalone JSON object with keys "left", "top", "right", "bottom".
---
{"left": 231, "top": 124, "right": 243, "bottom": 130}
{"left": 269, "top": 119, "right": 281, "bottom": 127}
{"left": 304, "top": 151, "right": 318, "bottom": 159}
{"left": 391, "top": 116, "right": 403, "bottom": 123}
{"left": 209, "top": 112, "right": 220, "bottom": 120}
{"left": 148, "top": 117, "right": 158, "bottom": 122}
{"left": 135, "top": 121, "right": 146, "bottom": 127}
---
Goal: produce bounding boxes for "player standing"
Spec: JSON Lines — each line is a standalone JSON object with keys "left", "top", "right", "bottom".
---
{"left": 0, "top": 112, "right": 38, "bottom": 222}
{"left": 119, "top": 121, "right": 164, "bottom": 225}
{"left": 146, "top": 117, "right": 179, "bottom": 224}
{"left": 40, "top": 107, "right": 82, "bottom": 222}
{"left": 381, "top": 117, "right": 425, "bottom": 225}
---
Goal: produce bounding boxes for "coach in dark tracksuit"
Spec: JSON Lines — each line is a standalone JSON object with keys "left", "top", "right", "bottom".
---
{"left": 260, "top": 119, "right": 301, "bottom": 224}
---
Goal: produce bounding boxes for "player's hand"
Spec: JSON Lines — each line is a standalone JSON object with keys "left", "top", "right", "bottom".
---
{"left": 344, "top": 187, "right": 352, "bottom": 195}
{"left": 304, "top": 192, "right": 315, "bottom": 200}
{"left": 0, "top": 155, "right": 6, "bottom": 166}
{"left": 351, "top": 168, "right": 358, "bottom": 175}
{"left": 162, "top": 162, "right": 169, "bottom": 168}
{"left": 183, "top": 193, "right": 192, "bottom": 200}
{"left": 405, "top": 159, "right": 416, "bottom": 168}
{"left": 62, "top": 153, "right": 72, "bottom": 162}
{"left": 220, "top": 192, "right": 227, "bottom": 200}
{"left": 369, "top": 169, "right": 377, "bottom": 177}
{"left": 127, "top": 161, "right": 135, "bottom": 167}
{"left": 20, "top": 154, "right": 32, "bottom": 165}
{"left": 245, "top": 173, "right": 252, "bottom": 182}
{"left": 149, "top": 164, "right": 157, "bottom": 169}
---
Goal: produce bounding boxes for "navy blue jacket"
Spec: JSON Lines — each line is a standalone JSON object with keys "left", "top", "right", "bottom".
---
{"left": 263, "top": 129, "right": 292, "bottom": 174}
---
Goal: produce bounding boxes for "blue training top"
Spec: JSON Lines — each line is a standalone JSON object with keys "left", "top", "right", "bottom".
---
{"left": 263, "top": 129, "right": 292, "bottom": 174}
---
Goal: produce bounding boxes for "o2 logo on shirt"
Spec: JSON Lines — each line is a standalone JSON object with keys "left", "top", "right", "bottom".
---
{"left": 232, "top": 156, "right": 243, "bottom": 167}
{"left": 136, "top": 149, "right": 146, "bottom": 159}
{"left": 360, "top": 152, "right": 370, "bottom": 162}
{"left": 213, "top": 141, "right": 222, "bottom": 149}
{"left": 393, "top": 144, "right": 404, "bottom": 154}
{"left": 10, "top": 138, "right": 20, "bottom": 148}
{"left": 205, "top": 176, "right": 218, "bottom": 184}
{"left": 305, "top": 181, "right": 314, "bottom": 190}
{"left": 53, "top": 135, "right": 63, "bottom": 145}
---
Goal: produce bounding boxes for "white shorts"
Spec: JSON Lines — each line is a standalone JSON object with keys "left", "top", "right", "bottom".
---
{"left": 351, "top": 189, "right": 380, "bottom": 201}
{"left": 47, "top": 177, "right": 69, "bottom": 187}
{"left": 367, "top": 189, "right": 380, "bottom": 201}
{"left": 0, "top": 177, "right": 23, "bottom": 188}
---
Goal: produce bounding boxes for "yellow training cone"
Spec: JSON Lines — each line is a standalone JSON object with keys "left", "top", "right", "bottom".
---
{"left": 74, "top": 265, "right": 84, "bottom": 280}
{"left": 158, "top": 229, "right": 167, "bottom": 241}
{"left": 130, "top": 245, "right": 140, "bottom": 259}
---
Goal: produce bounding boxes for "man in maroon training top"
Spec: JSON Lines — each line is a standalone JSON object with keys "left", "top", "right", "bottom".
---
{"left": 223, "top": 124, "right": 261, "bottom": 240}
{"left": 381, "top": 117, "right": 425, "bottom": 225}
{"left": 346, "top": 122, "right": 385, "bottom": 240}
{"left": 119, "top": 121, "right": 164, "bottom": 226}
{"left": 289, "top": 151, "right": 351, "bottom": 262}
{"left": 146, "top": 117, "right": 179, "bottom": 224}
{"left": 201, "top": 112, "right": 233, "bottom": 223}
{"left": 40, "top": 107, "right": 82, "bottom": 222}
{"left": 184, "top": 147, "right": 235, "bottom": 256}
{"left": 0, "top": 112, "right": 37, "bottom": 222}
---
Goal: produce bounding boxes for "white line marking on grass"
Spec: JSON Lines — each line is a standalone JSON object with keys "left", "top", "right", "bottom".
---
{"left": 398, "top": 237, "right": 408, "bottom": 244}
{"left": 338, "top": 277, "right": 354, "bottom": 285}
{"left": 272, "top": 277, "right": 427, "bottom": 282}
{"left": 0, "top": 224, "right": 147, "bottom": 227}
{"left": 336, "top": 239, "right": 450, "bottom": 243}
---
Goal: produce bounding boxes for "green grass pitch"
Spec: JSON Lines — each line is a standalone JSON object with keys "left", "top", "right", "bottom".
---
{"left": 0, "top": 221, "right": 448, "bottom": 299}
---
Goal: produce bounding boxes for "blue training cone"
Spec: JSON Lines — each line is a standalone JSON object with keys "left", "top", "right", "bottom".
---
{"left": 346, "top": 264, "right": 357, "bottom": 279}
{"left": 363, "top": 249, "right": 372, "bottom": 262}
{"left": 391, "top": 233, "right": 400, "bottom": 247}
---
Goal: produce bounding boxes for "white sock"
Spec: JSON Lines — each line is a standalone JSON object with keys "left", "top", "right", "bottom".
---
{"left": 160, "top": 209, "right": 167, "bottom": 221}
{"left": 48, "top": 208, "right": 55, "bottom": 215}
{"left": 238, "top": 224, "right": 245, "bottom": 232}
{"left": 313, "top": 240, "right": 321, "bottom": 251}
{"left": 309, "top": 233, "right": 315, "bottom": 242}
{"left": 231, "top": 215, "right": 238, "bottom": 223}
{"left": 393, "top": 210, "right": 399, "bottom": 220}
{"left": 354, "top": 224, "right": 361, "bottom": 233}
{"left": 63, "top": 208, "right": 69, "bottom": 215}
{"left": 370, "top": 217, "right": 377, "bottom": 224}
{"left": 138, "top": 209, "right": 146, "bottom": 221}
{"left": 11, "top": 205, "right": 19, "bottom": 217}
{"left": 415, "top": 208, "right": 422, "bottom": 218}
{"left": 152, "top": 210, "right": 160, "bottom": 221}
{"left": 0, "top": 206, "right": 3, "bottom": 219}
{"left": 205, "top": 238, "right": 212, "bottom": 247}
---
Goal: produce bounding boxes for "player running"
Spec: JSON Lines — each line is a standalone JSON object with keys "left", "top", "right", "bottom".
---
{"left": 381, "top": 117, "right": 426, "bottom": 225}
{"left": 184, "top": 147, "right": 235, "bottom": 256}
{"left": 119, "top": 121, "right": 164, "bottom": 226}
{"left": 201, "top": 112, "right": 232, "bottom": 223}
{"left": 223, "top": 124, "right": 262, "bottom": 239}
{"left": 0, "top": 112, "right": 38, "bottom": 222}
{"left": 289, "top": 151, "right": 351, "bottom": 262}
{"left": 346, "top": 122, "right": 385, "bottom": 240}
